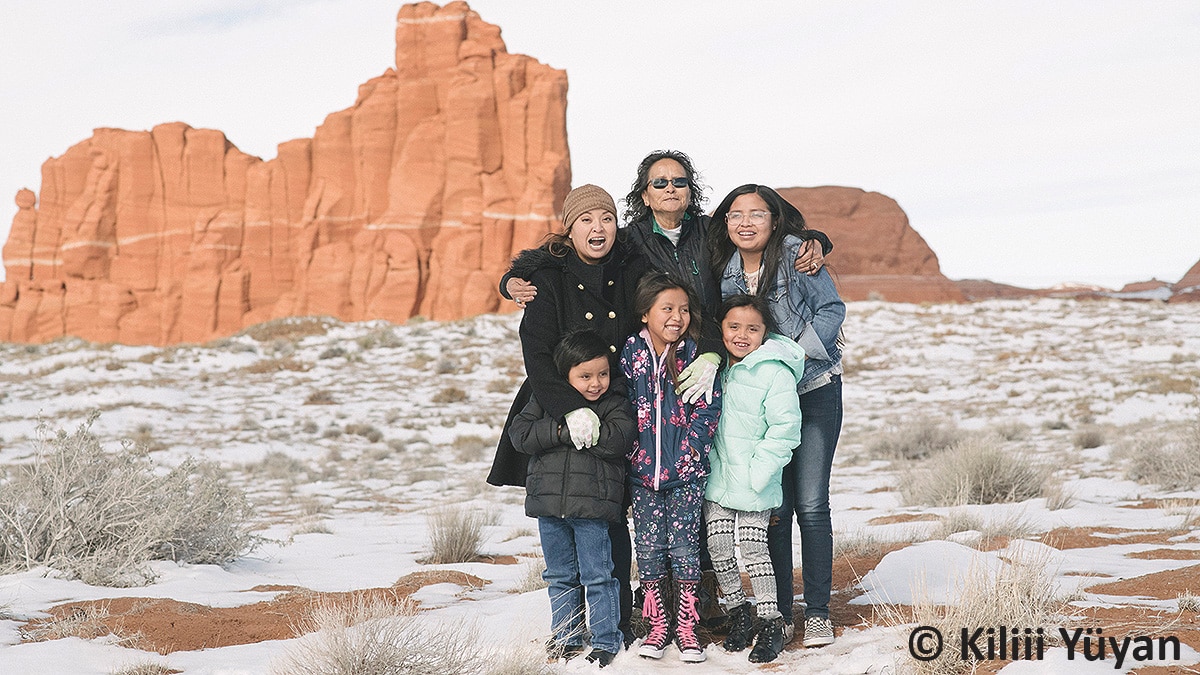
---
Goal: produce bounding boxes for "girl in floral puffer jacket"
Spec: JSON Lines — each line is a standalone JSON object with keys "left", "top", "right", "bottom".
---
{"left": 620, "top": 272, "right": 721, "bottom": 663}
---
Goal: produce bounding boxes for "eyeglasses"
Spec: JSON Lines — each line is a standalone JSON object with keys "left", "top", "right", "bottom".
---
{"left": 649, "top": 177, "right": 689, "bottom": 189}
{"left": 725, "top": 210, "right": 770, "bottom": 225}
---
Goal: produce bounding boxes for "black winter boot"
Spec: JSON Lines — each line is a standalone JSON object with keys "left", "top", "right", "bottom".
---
{"left": 748, "top": 615, "right": 785, "bottom": 663}
{"left": 722, "top": 601, "right": 756, "bottom": 652}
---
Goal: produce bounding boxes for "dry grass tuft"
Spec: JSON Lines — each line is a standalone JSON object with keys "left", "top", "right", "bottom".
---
{"left": 510, "top": 555, "right": 549, "bottom": 595}
{"left": 432, "top": 387, "right": 468, "bottom": 404}
{"left": 109, "top": 662, "right": 176, "bottom": 675}
{"left": 240, "top": 316, "right": 332, "bottom": 343}
{"left": 869, "top": 417, "right": 964, "bottom": 461}
{"left": 878, "top": 547, "right": 1065, "bottom": 675}
{"left": 425, "top": 506, "right": 489, "bottom": 564}
{"left": 902, "top": 435, "right": 1049, "bottom": 507}
{"left": 1178, "top": 592, "right": 1200, "bottom": 613}
{"left": 19, "top": 602, "right": 134, "bottom": 644}
{"left": 1072, "top": 426, "right": 1105, "bottom": 449}
{"left": 1114, "top": 419, "right": 1200, "bottom": 490}
{"left": 271, "top": 594, "right": 485, "bottom": 675}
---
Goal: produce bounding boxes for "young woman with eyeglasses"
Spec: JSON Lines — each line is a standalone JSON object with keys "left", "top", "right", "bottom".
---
{"left": 706, "top": 183, "right": 846, "bottom": 650}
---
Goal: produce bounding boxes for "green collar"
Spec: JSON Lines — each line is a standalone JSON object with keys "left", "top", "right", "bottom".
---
{"left": 651, "top": 211, "right": 692, "bottom": 236}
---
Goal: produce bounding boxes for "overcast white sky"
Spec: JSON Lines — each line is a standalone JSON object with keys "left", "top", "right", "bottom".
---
{"left": 1, "top": 1, "right": 1197, "bottom": 289}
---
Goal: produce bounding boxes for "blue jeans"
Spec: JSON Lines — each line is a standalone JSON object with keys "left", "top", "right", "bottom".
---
{"left": 767, "top": 375, "right": 842, "bottom": 622}
{"left": 538, "top": 516, "right": 622, "bottom": 653}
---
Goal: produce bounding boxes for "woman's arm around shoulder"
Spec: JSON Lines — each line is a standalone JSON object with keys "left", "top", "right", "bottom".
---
{"left": 519, "top": 269, "right": 589, "bottom": 419}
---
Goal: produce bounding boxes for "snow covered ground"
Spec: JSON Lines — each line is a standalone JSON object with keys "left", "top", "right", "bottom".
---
{"left": 1, "top": 298, "right": 1199, "bottom": 674}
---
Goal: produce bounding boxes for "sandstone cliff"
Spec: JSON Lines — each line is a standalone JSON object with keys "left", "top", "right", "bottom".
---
{"left": 776, "top": 186, "right": 964, "bottom": 302}
{"left": 0, "top": 1, "right": 569, "bottom": 344}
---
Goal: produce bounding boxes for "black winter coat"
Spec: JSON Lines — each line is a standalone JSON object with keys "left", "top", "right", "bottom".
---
{"left": 510, "top": 391, "right": 634, "bottom": 522}
{"left": 487, "top": 239, "right": 649, "bottom": 487}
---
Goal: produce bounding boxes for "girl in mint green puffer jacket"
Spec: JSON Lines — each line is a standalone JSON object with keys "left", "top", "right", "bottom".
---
{"left": 704, "top": 294, "right": 803, "bottom": 663}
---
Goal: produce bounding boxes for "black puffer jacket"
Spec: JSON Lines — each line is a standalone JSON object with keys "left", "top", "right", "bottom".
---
{"left": 510, "top": 391, "right": 634, "bottom": 522}
{"left": 487, "top": 239, "right": 649, "bottom": 487}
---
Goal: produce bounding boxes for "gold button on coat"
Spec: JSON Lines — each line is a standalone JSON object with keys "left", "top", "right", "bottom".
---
{"left": 585, "top": 312, "right": 594, "bottom": 320}
{"left": 609, "top": 345, "right": 616, "bottom": 352}
{"left": 608, "top": 311, "right": 616, "bottom": 319}
{"left": 578, "top": 284, "right": 585, "bottom": 290}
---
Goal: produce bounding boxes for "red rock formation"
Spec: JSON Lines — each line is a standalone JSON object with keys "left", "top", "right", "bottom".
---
{"left": 776, "top": 187, "right": 963, "bottom": 302}
{"left": 0, "top": 1, "right": 569, "bottom": 344}
{"left": 1169, "top": 258, "right": 1200, "bottom": 303}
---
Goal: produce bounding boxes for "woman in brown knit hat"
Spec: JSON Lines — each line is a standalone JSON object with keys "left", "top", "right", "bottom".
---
{"left": 488, "top": 184, "right": 649, "bottom": 661}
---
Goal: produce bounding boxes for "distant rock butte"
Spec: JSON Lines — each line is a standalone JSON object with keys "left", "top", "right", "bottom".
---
{"left": 776, "top": 186, "right": 964, "bottom": 303}
{"left": 0, "top": 1, "right": 570, "bottom": 344}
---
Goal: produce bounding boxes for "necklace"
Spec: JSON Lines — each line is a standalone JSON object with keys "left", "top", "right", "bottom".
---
{"left": 744, "top": 265, "right": 763, "bottom": 294}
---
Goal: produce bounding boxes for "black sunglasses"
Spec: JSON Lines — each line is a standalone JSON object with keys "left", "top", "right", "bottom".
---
{"left": 649, "top": 177, "right": 689, "bottom": 189}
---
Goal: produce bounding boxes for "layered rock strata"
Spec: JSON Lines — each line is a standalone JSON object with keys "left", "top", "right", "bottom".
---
{"left": 0, "top": 1, "right": 569, "bottom": 344}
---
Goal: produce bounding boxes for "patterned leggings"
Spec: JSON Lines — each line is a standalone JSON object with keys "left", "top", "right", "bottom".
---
{"left": 704, "top": 500, "right": 779, "bottom": 619}
{"left": 630, "top": 481, "right": 703, "bottom": 581}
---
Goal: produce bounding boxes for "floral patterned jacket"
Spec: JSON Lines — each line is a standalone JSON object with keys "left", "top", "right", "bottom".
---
{"left": 620, "top": 327, "right": 722, "bottom": 491}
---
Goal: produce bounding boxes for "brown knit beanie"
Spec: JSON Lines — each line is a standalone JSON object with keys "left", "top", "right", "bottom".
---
{"left": 561, "top": 184, "right": 617, "bottom": 231}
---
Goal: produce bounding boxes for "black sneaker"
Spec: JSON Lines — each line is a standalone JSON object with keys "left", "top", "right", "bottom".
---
{"left": 585, "top": 649, "right": 618, "bottom": 668}
{"left": 748, "top": 616, "right": 785, "bottom": 663}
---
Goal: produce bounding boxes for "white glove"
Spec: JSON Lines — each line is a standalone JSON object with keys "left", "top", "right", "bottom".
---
{"left": 676, "top": 352, "right": 720, "bottom": 405}
{"left": 564, "top": 407, "right": 601, "bottom": 449}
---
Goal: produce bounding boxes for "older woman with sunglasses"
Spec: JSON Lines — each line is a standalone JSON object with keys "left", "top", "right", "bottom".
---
{"left": 504, "top": 150, "right": 833, "bottom": 404}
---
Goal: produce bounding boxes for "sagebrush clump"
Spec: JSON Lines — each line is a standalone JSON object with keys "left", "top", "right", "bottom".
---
{"left": 0, "top": 414, "right": 257, "bottom": 586}
{"left": 869, "top": 417, "right": 964, "bottom": 460}
{"left": 902, "top": 435, "right": 1049, "bottom": 506}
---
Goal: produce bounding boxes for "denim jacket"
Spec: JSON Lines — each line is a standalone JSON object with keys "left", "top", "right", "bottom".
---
{"left": 719, "top": 234, "right": 846, "bottom": 393}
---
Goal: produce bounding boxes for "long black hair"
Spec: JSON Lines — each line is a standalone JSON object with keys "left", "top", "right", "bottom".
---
{"left": 622, "top": 150, "right": 708, "bottom": 224}
{"left": 632, "top": 271, "right": 701, "bottom": 384}
{"left": 706, "top": 184, "right": 809, "bottom": 287}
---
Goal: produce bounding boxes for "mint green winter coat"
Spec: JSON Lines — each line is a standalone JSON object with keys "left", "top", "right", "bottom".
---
{"left": 704, "top": 335, "right": 804, "bottom": 512}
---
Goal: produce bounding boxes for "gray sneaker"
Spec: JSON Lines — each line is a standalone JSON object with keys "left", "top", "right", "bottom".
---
{"left": 782, "top": 620, "right": 795, "bottom": 645}
{"left": 802, "top": 616, "right": 835, "bottom": 648}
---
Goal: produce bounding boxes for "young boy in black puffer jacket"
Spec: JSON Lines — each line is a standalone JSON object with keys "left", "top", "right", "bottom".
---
{"left": 511, "top": 330, "right": 635, "bottom": 668}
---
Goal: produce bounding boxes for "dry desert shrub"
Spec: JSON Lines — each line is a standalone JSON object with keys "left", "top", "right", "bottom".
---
{"left": 109, "top": 662, "right": 174, "bottom": 675}
{"left": 484, "top": 641, "right": 555, "bottom": 675}
{"left": 243, "top": 356, "right": 311, "bottom": 374}
{"left": 356, "top": 325, "right": 403, "bottom": 350}
{"left": 902, "top": 435, "right": 1050, "bottom": 507}
{"left": 834, "top": 529, "right": 920, "bottom": 558}
{"left": 934, "top": 509, "right": 1034, "bottom": 547}
{"left": 241, "top": 316, "right": 332, "bottom": 343}
{"left": 1179, "top": 592, "right": 1200, "bottom": 613}
{"left": 1113, "top": 421, "right": 1200, "bottom": 490}
{"left": 432, "top": 386, "right": 469, "bottom": 404}
{"left": 271, "top": 594, "right": 483, "bottom": 675}
{"left": 245, "top": 451, "right": 309, "bottom": 481}
{"left": 0, "top": 414, "right": 257, "bottom": 586}
{"left": 345, "top": 423, "right": 384, "bottom": 443}
{"left": 19, "top": 601, "right": 134, "bottom": 644}
{"left": 1072, "top": 425, "right": 1105, "bottom": 449}
{"left": 426, "top": 506, "right": 489, "bottom": 564}
{"left": 880, "top": 547, "right": 1066, "bottom": 675}
{"left": 869, "top": 416, "right": 964, "bottom": 461}
{"left": 510, "top": 555, "right": 549, "bottom": 594}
